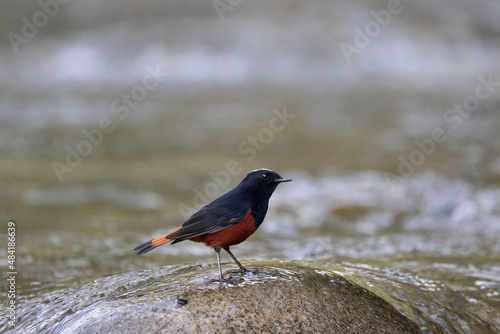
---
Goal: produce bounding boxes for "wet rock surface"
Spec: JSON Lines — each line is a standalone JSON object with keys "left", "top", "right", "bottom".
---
{"left": 8, "top": 263, "right": 421, "bottom": 334}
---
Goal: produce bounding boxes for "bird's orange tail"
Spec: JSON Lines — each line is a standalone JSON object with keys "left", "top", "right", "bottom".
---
{"left": 134, "top": 226, "right": 182, "bottom": 255}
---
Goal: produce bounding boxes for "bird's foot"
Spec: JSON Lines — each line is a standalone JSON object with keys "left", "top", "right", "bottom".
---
{"left": 206, "top": 275, "right": 243, "bottom": 284}
{"left": 226, "top": 267, "right": 260, "bottom": 275}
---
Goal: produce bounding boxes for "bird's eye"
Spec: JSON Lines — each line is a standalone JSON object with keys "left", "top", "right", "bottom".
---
{"left": 262, "top": 173, "right": 269, "bottom": 180}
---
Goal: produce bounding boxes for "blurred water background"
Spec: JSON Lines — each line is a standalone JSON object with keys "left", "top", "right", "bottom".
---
{"left": 1, "top": 0, "right": 500, "bottom": 332}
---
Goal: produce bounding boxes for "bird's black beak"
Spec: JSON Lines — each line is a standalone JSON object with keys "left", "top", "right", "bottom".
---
{"left": 275, "top": 178, "right": 292, "bottom": 183}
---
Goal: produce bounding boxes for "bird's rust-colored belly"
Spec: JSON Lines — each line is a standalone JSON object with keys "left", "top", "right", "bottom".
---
{"left": 190, "top": 209, "right": 257, "bottom": 248}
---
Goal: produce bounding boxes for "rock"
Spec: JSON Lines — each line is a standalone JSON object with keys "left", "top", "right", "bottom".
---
{"left": 8, "top": 262, "right": 421, "bottom": 333}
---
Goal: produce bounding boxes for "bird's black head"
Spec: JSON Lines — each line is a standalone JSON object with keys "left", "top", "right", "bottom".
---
{"left": 238, "top": 168, "right": 292, "bottom": 200}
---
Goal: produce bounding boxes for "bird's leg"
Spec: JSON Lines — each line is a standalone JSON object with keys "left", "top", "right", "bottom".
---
{"left": 214, "top": 246, "right": 225, "bottom": 281}
{"left": 223, "top": 246, "right": 247, "bottom": 273}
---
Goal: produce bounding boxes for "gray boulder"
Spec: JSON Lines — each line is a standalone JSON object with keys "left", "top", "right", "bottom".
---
{"left": 10, "top": 262, "right": 420, "bottom": 333}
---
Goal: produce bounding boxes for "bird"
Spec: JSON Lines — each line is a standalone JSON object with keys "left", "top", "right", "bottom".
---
{"left": 134, "top": 168, "right": 292, "bottom": 281}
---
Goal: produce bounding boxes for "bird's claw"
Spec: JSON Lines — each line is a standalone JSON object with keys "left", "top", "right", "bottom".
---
{"left": 226, "top": 268, "right": 260, "bottom": 275}
{"left": 206, "top": 276, "right": 243, "bottom": 284}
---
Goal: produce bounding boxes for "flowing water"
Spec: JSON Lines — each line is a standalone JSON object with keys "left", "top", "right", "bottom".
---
{"left": 1, "top": 0, "right": 500, "bottom": 332}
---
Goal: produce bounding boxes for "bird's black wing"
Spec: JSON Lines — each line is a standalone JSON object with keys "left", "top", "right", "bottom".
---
{"left": 167, "top": 201, "right": 249, "bottom": 242}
